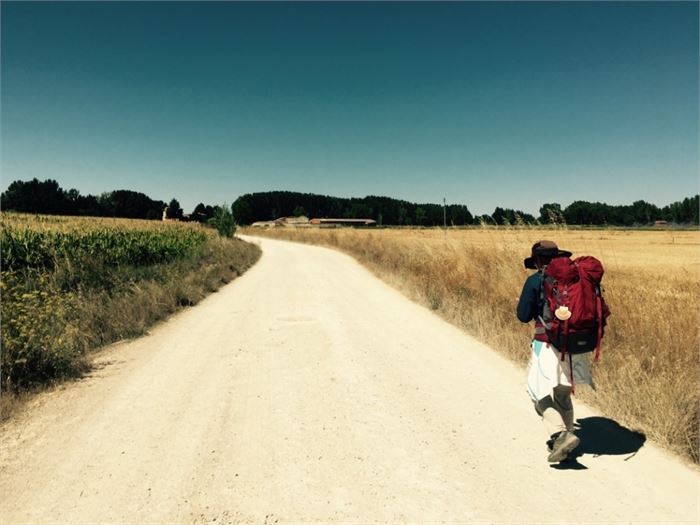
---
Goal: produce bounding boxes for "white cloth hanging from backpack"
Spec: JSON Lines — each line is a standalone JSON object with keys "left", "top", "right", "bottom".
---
{"left": 527, "top": 340, "right": 594, "bottom": 402}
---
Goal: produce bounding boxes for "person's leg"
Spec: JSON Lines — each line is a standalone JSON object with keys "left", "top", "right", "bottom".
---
{"left": 546, "top": 385, "right": 580, "bottom": 462}
{"left": 535, "top": 395, "right": 567, "bottom": 437}
{"left": 552, "top": 385, "right": 574, "bottom": 431}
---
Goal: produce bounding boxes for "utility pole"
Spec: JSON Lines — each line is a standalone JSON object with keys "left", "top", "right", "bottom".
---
{"left": 443, "top": 197, "right": 447, "bottom": 229}
{"left": 443, "top": 197, "right": 447, "bottom": 239}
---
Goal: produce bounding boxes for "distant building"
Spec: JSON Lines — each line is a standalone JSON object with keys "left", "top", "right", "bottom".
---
{"left": 279, "top": 216, "right": 310, "bottom": 226}
{"left": 309, "top": 218, "right": 376, "bottom": 227}
{"left": 251, "top": 216, "right": 310, "bottom": 228}
{"left": 250, "top": 216, "right": 376, "bottom": 228}
{"left": 251, "top": 220, "right": 278, "bottom": 228}
{"left": 654, "top": 220, "right": 669, "bottom": 228}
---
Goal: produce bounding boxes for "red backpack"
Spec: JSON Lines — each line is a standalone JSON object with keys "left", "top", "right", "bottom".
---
{"left": 541, "top": 256, "right": 610, "bottom": 361}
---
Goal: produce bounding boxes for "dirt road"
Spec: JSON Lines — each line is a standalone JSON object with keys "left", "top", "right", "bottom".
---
{"left": 1, "top": 236, "right": 698, "bottom": 524}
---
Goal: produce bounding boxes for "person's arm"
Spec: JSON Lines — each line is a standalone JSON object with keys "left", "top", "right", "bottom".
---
{"left": 516, "top": 273, "right": 540, "bottom": 323}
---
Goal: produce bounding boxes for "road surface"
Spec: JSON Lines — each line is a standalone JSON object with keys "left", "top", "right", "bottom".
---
{"left": 1, "top": 236, "right": 698, "bottom": 524}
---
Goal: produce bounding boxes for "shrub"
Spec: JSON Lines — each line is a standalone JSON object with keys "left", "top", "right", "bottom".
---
{"left": 210, "top": 204, "right": 237, "bottom": 238}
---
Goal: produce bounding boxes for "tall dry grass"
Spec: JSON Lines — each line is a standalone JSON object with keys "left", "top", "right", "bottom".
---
{"left": 246, "top": 226, "right": 700, "bottom": 463}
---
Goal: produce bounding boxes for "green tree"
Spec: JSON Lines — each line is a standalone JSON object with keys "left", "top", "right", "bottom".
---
{"left": 99, "top": 190, "right": 164, "bottom": 219}
{"left": 492, "top": 207, "right": 510, "bottom": 225}
{"left": 348, "top": 201, "right": 372, "bottom": 219}
{"left": 539, "top": 203, "right": 564, "bottom": 224}
{"left": 680, "top": 195, "right": 699, "bottom": 224}
{"left": 231, "top": 196, "right": 254, "bottom": 225}
{"left": 398, "top": 206, "right": 408, "bottom": 225}
{"left": 0, "top": 178, "right": 70, "bottom": 215}
{"left": 447, "top": 205, "right": 473, "bottom": 226}
{"left": 166, "top": 199, "right": 183, "bottom": 220}
{"left": 629, "top": 200, "right": 660, "bottom": 225}
{"left": 210, "top": 204, "right": 236, "bottom": 237}
{"left": 564, "top": 201, "right": 598, "bottom": 225}
{"left": 477, "top": 214, "right": 496, "bottom": 226}
{"left": 192, "top": 203, "right": 216, "bottom": 223}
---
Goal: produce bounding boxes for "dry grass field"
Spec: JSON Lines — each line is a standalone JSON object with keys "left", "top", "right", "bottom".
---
{"left": 246, "top": 226, "right": 700, "bottom": 463}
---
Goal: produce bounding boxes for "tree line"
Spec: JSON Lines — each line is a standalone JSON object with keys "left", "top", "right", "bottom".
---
{"left": 2, "top": 179, "right": 698, "bottom": 226}
{"left": 0, "top": 178, "right": 218, "bottom": 223}
{"left": 543, "top": 198, "right": 699, "bottom": 226}
{"left": 232, "top": 191, "right": 699, "bottom": 226}
{"left": 231, "top": 191, "right": 475, "bottom": 226}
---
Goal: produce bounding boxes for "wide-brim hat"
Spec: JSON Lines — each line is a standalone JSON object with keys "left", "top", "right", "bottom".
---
{"left": 524, "top": 240, "right": 572, "bottom": 269}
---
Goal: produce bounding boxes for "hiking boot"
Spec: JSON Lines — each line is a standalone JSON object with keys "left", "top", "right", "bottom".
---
{"left": 546, "top": 432, "right": 562, "bottom": 452}
{"left": 547, "top": 431, "right": 580, "bottom": 463}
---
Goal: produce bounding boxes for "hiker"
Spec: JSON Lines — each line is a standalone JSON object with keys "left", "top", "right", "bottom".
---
{"left": 517, "top": 240, "right": 597, "bottom": 463}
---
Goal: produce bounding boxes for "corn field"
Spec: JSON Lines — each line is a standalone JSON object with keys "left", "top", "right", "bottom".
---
{"left": 0, "top": 213, "right": 260, "bottom": 395}
{"left": 1, "top": 213, "right": 210, "bottom": 270}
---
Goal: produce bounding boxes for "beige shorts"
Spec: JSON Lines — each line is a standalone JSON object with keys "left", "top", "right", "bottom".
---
{"left": 526, "top": 340, "right": 593, "bottom": 401}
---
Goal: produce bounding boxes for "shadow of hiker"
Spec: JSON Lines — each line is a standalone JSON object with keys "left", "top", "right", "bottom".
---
{"left": 574, "top": 416, "right": 647, "bottom": 458}
{"left": 551, "top": 416, "right": 647, "bottom": 470}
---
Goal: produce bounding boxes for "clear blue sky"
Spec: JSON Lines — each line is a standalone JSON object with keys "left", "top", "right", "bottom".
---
{"left": 2, "top": 1, "right": 698, "bottom": 215}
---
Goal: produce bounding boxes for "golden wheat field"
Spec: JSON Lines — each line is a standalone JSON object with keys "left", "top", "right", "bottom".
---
{"left": 246, "top": 226, "right": 700, "bottom": 463}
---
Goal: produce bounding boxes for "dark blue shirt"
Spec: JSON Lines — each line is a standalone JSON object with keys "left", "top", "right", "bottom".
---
{"left": 517, "top": 272, "right": 543, "bottom": 323}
